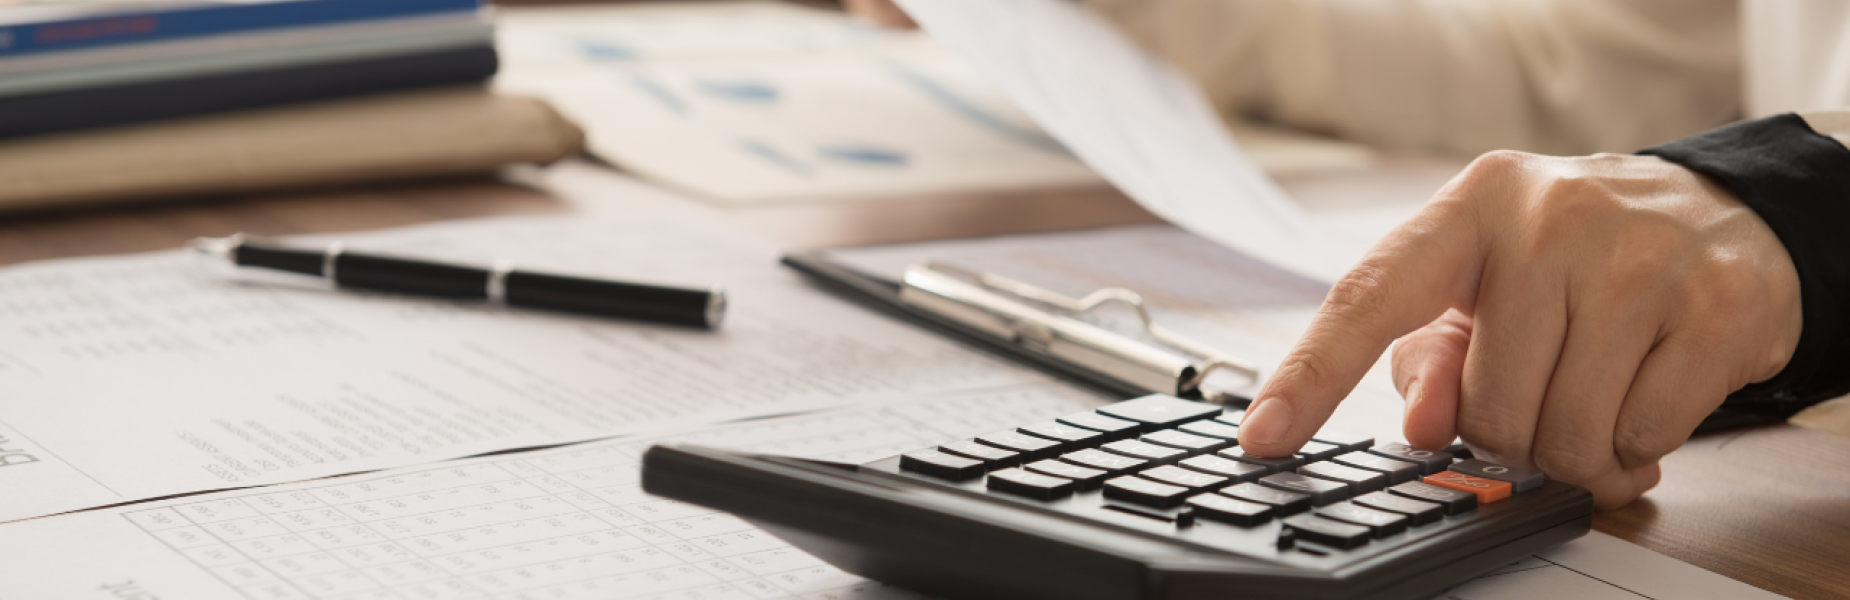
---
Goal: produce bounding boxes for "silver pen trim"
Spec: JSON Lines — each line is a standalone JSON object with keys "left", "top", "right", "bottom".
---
{"left": 486, "top": 260, "right": 514, "bottom": 304}
{"left": 322, "top": 242, "right": 344, "bottom": 284}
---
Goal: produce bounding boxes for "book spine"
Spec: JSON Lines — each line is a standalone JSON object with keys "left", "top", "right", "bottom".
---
{"left": 0, "top": 0, "right": 480, "bottom": 57}
{"left": 0, "top": 44, "right": 499, "bottom": 140}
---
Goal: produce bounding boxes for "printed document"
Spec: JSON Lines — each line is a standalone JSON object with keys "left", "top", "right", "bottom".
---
{"left": 0, "top": 384, "right": 1776, "bottom": 600}
{"left": 895, "top": 0, "right": 1343, "bottom": 280}
{"left": 494, "top": 1, "right": 1103, "bottom": 205}
{"left": 0, "top": 216, "right": 1051, "bottom": 523}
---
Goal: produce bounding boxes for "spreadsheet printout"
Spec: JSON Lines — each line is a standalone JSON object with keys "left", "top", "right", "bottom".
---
{"left": 0, "top": 382, "right": 1108, "bottom": 600}
{"left": 0, "top": 216, "right": 1050, "bottom": 523}
{"left": 0, "top": 381, "right": 1775, "bottom": 600}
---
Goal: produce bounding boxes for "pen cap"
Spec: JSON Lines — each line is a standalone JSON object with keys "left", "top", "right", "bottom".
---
{"left": 504, "top": 271, "right": 724, "bottom": 329}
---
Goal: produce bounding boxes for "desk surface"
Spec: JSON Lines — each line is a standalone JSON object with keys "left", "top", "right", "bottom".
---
{"left": 2, "top": 173, "right": 1844, "bottom": 599}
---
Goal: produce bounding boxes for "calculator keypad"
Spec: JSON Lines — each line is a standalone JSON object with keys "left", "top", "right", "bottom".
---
{"left": 899, "top": 449, "right": 986, "bottom": 481}
{"left": 1024, "top": 459, "right": 1109, "bottom": 489}
{"left": 975, "top": 430, "right": 1063, "bottom": 462}
{"left": 1423, "top": 471, "right": 1512, "bottom": 503}
{"left": 1450, "top": 459, "right": 1546, "bottom": 492}
{"left": 892, "top": 394, "right": 1547, "bottom": 554}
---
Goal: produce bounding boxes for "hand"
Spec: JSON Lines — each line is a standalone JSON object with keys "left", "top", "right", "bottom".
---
{"left": 1237, "top": 151, "right": 1802, "bottom": 509}
{"left": 843, "top": 0, "right": 916, "bottom": 28}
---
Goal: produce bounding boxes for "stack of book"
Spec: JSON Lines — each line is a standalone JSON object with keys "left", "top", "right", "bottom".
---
{"left": 0, "top": 0, "right": 497, "bottom": 139}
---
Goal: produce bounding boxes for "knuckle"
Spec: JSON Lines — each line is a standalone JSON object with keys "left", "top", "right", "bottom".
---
{"left": 1438, "top": 151, "right": 1530, "bottom": 206}
{"left": 1530, "top": 443, "right": 1614, "bottom": 485}
{"left": 1612, "top": 417, "right": 1684, "bottom": 468}
{"left": 1468, "top": 149, "right": 1531, "bottom": 175}
{"left": 1274, "top": 348, "right": 1340, "bottom": 395}
{"left": 1323, "top": 264, "right": 1397, "bottom": 326}
{"left": 1525, "top": 177, "right": 1617, "bottom": 242}
{"left": 1454, "top": 407, "right": 1528, "bottom": 460}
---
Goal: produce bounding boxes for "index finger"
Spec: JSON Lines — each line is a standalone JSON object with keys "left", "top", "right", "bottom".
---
{"left": 1238, "top": 197, "right": 1485, "bottom": 456}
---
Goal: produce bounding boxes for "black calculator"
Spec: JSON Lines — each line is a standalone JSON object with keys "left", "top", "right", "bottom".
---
{"left": 642, "top": 394, "right": 1593, "bottom": 600}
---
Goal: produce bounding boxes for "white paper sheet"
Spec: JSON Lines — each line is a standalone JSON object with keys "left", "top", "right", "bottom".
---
{"left": 493, "top": 1, "right": 1103, "bottom": 205}
{"left": 0, "top": 382, "right": 1106, "bottom": 600}
{"left": 0, "top": 384, "right": 1776, "bottom": 600}
{"left": 894, "top": 0, "right": 1343, "bottom": 280}
{"left": 0, "top": 216, "right": 1054, "bottom": 523}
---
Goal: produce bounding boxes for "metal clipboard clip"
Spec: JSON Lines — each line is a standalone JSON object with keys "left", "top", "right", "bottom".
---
{"left": 899, "top": 262, "right": 1261, "bottom": 405}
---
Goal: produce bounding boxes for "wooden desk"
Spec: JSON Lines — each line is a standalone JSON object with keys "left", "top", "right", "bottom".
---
{"left": 1, "top": 173, "right": 1844, "bottom": 598}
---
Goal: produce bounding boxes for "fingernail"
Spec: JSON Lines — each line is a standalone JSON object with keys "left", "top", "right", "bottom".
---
{"left": 1240, "top": 397, "right": 1293, "bottom": 446}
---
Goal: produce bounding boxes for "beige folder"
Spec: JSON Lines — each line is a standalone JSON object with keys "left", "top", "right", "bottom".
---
{"left": 0, "top": 85, "right": 584, "bottom": 213}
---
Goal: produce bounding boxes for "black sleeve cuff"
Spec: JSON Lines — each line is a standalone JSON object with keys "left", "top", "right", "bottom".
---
{"left": 1640, "top": 113, "right": 1850, "bottom": 419}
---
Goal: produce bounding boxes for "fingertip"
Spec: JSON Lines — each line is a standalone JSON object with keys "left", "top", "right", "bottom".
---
{"left": 1632, "top": 462, "right": 1663, "bottom": 495}
{"left": 1403, "top": 371, "right": 1460, "bottom": 450}
{"left": 1237, "top": 396, "right": 1297, "bottom": 456}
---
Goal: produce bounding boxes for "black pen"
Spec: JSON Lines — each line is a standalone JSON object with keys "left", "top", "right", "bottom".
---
{"left": 190, "top": 234, "right": 726, "bottom": 329}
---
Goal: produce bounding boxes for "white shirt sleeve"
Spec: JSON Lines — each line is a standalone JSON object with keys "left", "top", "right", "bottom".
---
{"left": 1086, "top": 0, "right": 1742, "bottom": 157}
{"left": 1745, "top": 1, "right": 1850, "bottom": 118}
{"left": 1800, "top": 110, "right": 1850, "bottom": 150}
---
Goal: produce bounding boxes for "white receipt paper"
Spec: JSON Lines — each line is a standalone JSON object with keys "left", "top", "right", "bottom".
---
{"left": 0, "top": 386, "right": 1777, "bottom": 600}
{"left": 895, "top": 0, "right": 1340, "bottom": 280}
{"left": 0, "top": 217, "right": 1051, "bottom": 523}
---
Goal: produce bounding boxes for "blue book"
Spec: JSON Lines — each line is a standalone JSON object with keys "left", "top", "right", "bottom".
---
{"left": 0, "top": 0, "right": 479, "bottom": 57}
{"left": 0, "top": 43, "right": 497, "bottom": 140}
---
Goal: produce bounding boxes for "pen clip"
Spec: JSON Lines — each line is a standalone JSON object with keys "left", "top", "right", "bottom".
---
{"left": 899, "top": 262, "right": 1259, "bottom": 404}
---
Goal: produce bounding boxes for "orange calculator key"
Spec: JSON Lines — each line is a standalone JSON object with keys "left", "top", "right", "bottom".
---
{"left": 1422, "top": 471, "right": 1511, "bottom": 503}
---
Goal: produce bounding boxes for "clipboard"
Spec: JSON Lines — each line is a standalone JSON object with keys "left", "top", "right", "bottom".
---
{"left": 782, "top": 251, "right": 1261, "bottom": 407}
{"left": 783, "top": 248, "right": 1773, "bottom": 434}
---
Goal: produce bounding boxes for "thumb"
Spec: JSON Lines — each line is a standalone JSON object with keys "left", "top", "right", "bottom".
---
{"left": 1240, "top": 199, "right": 1484, "bottom": 456}
{"left": 1393, "top": 309, "right": 1473, "bottom": 450}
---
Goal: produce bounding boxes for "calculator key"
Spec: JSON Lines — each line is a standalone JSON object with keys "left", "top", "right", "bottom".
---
{"left": 1137, "top": 465, "right": 1229, "bottom": 491}
{"left": 939, "top": 440, "right": 1022, "bottom": 469}
{"left": 1186, "top": 494, "right": 1273, "bottom": 526}
{"left": 975, "top": 431, "right": 1062, "bottom": 462}
{"left": 1222, "top": 482, "right": 1312, "bottom": 515}
{"left": 1422, "top": 471, "right": 1511, "bottom": 504}
{"left": 1140, "top": 429, "right": 1231, "bottom": 454}
{"left": 1096, "top": 395, "right": 1222, "bottom": 431}
{"left": 1387, "top": 481, "right": 1478, "bottom": 514}
{"left": 1294, "top": 440, "right": 1346, "bottom": 461}
{"left": 1209, "top": 410, "right": 1246, "bottom": 427}
{"left": 1024, "top": 459, "right": 1109, "bottom": 490}
{"left": 1298, "top": 462, "right": 1388, "bottom": 494}
{"left": 1367, "top": 443, "right": 1454, "bottom": 475}
{"left": 1217, "top": 447, "right": 1305, "bottom": 473}
{"left": 1059, "top": 448, "right": 1147, "bottom": 475}
{"left": 1177, "top": 419, "right": 1241, "bottom": 440}
{"left": 986, "top": 468, "right": 1077, "bottom": 501}
{"left": 1283, "top": 514, "right": 1371, "bottom": 549}
{"left": 1017, "top": 421, "right": 1105, "bottom": 450}
{"left": 1331, "top": 451, "right": 1421, "bottom": 485}
{"left": 1352, "top": 491, "right": 1445, "bottom": 525}
{"left": 1258, "top": 472, "right": 1350, "bottom": 506}
{"left": 899, "top": 449, "right": 986, "bottom": 481}
{"left": 1450, "top": 459, "right": 1545, "bottom": 493}
{"left": 1310, "top": 428, "right": 1376, "bottom": 452}
{"left": 1315, "top": 503, "right": 1408, "bottom": 538}
{"left": 1104, "top": 476, "right": 1193, "bottom": 508}
{"left": 1177, "top": 455, "right": 1267, "bottom": 483}
{"left": 1101, "top": 439, "right": 1189, "bottom": 465}
{"left": 1055, "top": 411, "right": 1142, "bottom": 441}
